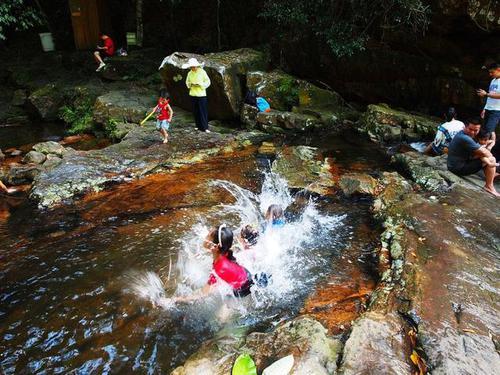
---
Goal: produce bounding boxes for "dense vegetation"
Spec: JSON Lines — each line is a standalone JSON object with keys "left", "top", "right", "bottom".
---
{"left": 261, "top": 0, "right": 431, "bottom": 57}
{"left": 0, "top": 0, "right": 43, "bottom": 40}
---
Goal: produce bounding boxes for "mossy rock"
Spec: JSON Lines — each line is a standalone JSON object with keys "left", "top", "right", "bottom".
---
{"left": 360, "top": 103, "right": 439, "bottom": 143}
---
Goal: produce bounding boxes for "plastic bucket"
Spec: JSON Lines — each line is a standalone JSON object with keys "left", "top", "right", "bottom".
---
{"left": 39, "top": 32, "right": 55, "bottom": 52}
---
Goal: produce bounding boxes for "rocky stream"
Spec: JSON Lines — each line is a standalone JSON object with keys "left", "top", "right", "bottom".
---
{"left": 0, "top": 48, "right": 499, "bottom": 374}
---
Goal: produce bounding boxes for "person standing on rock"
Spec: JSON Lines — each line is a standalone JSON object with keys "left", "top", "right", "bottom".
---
{"left": 183, "top": 58, "right": 211, "bottom": 133}
{"left": 447, "top": 118, "right": 499, "bottom": 197}
{"left": 477, "top": 62, "right": 500, "bottom": 149}
{"left": 94, "top": 33, "right": 115, "bottom": 72}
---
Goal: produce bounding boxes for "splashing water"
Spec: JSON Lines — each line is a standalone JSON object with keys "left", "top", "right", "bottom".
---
{"left": 125, "top": 170, "right": 347, "bottom": 320}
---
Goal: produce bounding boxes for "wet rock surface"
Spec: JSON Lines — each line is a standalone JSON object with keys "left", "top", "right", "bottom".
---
{"left": 340, "top": 312, "right": 412, "bottom": 374}
{"left": 30, "top": 108, "right": 272, "bottom": 208}
{"left": 172, "top": 316, "right": 341, "bottom": 375}
{"left": 339, "top": 173, "right": 378, "bottom": 196}
{"left": 271, "top": 145, "right": 336, "bottom": 195}
{"left": 355, "top": 163, "right": 500, "bottom": 374}
{"left": 359, "top": 103, "right": 439, "bottom": 144}
{"left": 93, "top": 90, "right": 156, "bottom": 125}
{"left": 159, "top": 49, "right": 267, "bottom": 120}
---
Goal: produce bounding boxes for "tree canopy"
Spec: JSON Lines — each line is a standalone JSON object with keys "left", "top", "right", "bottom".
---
{"left": 260, "top": 0, "right": 431, "bottom": 57}
{"left": 0, "top": 0, "right": 43, "bottom": 40}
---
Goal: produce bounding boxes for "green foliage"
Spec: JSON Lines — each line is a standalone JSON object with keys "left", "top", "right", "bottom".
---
{"left": 276, "top": 76, "right": 299, "bottom": 109}
{"left": 261, "top": 0, "right": 430, "bottom": 57}
{"left": 0, "top": 0, "right": 44, "bottom": 40}
{"left": 103, "top": 118, "right": 119, "bottom": 139}
{"left": 58, "top": 89, "right": 95, "bottom": 135}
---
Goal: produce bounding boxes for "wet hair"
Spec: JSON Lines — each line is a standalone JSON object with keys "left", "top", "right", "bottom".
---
{"left": 210, "top": 225, "right": 235, "bottom": 260}
{"left": 240, "top": 225, "right": 259, "bottom": 247}
{"left": 465, "top": 117, "right": 481, "bottom": 127}
{"left": 266, "top": 204, "right": 284, "bottom": 221}
{"left": 444, "top": 107, "right": 457, "bottom": 122}
{"left": 477, "top": 130, "right": 491, "bottom": 141}
{"left": 159, "top": 88, "right": 170, "bottom": 100}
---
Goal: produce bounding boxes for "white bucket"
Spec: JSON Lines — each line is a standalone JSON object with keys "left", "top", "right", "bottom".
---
{"left": 39, "top": 32, "right": 55, "bottom": 52}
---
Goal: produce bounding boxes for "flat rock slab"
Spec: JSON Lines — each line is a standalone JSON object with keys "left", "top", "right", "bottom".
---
{"left": 30, "top": 123, "right": 271, "bottom": 208}
{"left": 403, "top": 185, "right": 500, "bottom": 374}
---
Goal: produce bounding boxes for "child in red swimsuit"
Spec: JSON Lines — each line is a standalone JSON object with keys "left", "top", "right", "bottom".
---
{"left": 174, "top": 225, "right": 253, "bottom": 302}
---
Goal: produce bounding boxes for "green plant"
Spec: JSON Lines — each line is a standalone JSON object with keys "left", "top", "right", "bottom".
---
{"left": 276, "top": 76, "right": 299, "bottom": 109}
{"left": 0, "top": 0, "right": 43, "bottom": 40}
{"left": 103, "top": 118, "right": 119, "bottom": 139}
{"left": 58, "top": 89, "right": 95, "bottom": 135}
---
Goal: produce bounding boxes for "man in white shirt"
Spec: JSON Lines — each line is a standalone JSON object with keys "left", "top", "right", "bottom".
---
{"left": 477, "top": 62, "right": 500, "bottom": 148}
{"left": 424, "top": 107, "right": 464, "bottom": 155}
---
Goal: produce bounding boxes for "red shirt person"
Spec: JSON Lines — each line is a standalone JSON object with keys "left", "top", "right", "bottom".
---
{"left": 93, "top": 33, "right": 115, "bottom": 72}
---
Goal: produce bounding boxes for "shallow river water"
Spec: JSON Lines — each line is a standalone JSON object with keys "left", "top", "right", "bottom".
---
{"left": 0, "top": 132, "right": 388, "bottom": 373}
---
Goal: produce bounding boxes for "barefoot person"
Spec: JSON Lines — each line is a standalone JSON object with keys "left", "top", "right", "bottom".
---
{"left": 183, "top": 58, "right": 211, "bottom": 133}
{"left": 93, "top": 33, "right": 115, "bottom": 72}
{"left": 447, "top": 118, "right": 499, "bottom": 196}
{"left": 143, "top": 89, "right": 173, "bottom": 144}
{"left": 476, "top": 130, "right": 498, "bottom": 168}
{"left": 477, "top": 62, "right": 500, "bottom": 148}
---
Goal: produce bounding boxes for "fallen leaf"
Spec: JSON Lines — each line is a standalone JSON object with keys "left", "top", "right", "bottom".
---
{"left": 462, "top": 328, "right": 476, "bottom": 334}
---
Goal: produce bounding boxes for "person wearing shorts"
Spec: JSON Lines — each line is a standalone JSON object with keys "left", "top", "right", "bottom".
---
{"left": 477, "top": 62, "right": 500, "bottom": 149}
{"left": 447, "top": 118, "right": 499, "bottom": 196}
{"left": 94, "top": 33, "right": 115, "bottom": 72}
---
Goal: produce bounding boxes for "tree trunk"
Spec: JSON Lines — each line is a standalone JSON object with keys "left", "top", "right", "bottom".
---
{"left": 216, "top": 0, "right": 221, "bottom": 50}
{"left": 136, "top": 0, "right": 144, "bottom": 47}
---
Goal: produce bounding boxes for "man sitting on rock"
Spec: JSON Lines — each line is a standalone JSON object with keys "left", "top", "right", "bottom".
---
{"left": 447, "top": 118, "right": 499, "bottom": 196}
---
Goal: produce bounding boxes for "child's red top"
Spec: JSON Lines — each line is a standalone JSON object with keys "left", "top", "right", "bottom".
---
{"left": 103, "top": 37, "right": 115, "bottom": 56}
{"left": 156, "top": 99, "right": 171, "bottom": 121}
{"left": 207, "top": 254, "right": 249, "bottom": 290}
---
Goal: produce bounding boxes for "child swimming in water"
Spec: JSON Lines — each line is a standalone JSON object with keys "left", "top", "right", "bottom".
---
{"left": 265, "top": 204, "right": 285, "bottom": 228}
{"left": 174, "top": 225, "right": 254, "bottom": 302}
{"left": 238, "top": 224, "right": 259, "bottom": 251}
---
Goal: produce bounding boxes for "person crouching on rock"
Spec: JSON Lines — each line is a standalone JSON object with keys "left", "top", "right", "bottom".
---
{"left": 144, "top": 89, "right": 173, "bottom": 144}
{"left": 183, "top": 57, "right": 211, "bottom": 133}
{"left": 174, "top": 225, "right": 254, "bottom": 302}
{"left": 447, "top": 118, "right": 499, "bottom": 197}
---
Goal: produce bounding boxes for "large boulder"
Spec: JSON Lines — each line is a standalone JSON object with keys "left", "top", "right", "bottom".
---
{"left": 22, "top": 151, "right": 46, "bottom": 165}
{"left": 159, "top": 49, "right": 268, "bottom": 120}
{"left": 271, "top": 146, "right": 335, "bottom": 195}
{"left": 32, "top": 141, "right": 67, "bottom": 157}
{"left": 26, "top": 84, "right": 67, "bottom": 121}
{"left": 359, "top": 103, "right": 439, "bottom": 143}
{"left": 247, "top": 70, "right": 344, "bottom": 112}
{"left": 93, "top": 90, "right": 156, "bottom": 125}
{"left": 340, "top": 312, "right": 412, "bottom": 374}
{"left": 339, "top": 173, "right": 378, "bottom": 196}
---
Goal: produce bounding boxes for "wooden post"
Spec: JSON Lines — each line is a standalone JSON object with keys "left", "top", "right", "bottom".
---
{"left": 136, "top": 0, "right": 143, "bottom": 47}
